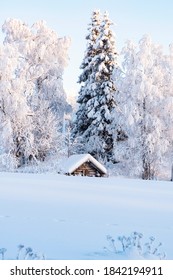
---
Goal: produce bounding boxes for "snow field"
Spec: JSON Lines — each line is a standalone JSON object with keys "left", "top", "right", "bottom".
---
{"left": 0, "top": 173, "right": 173, "bottom": 259}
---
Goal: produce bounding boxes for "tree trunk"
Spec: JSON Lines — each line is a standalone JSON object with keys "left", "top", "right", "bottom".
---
{"left": 171, "top": 164, "right": 173, "bottom": 181}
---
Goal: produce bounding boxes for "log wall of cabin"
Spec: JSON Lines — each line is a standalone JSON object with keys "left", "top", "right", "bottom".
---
{"left": 71, "top": 161, "right": 103, "bottom": 177}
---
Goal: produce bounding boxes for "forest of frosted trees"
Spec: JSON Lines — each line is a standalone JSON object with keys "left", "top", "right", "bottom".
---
{"left": 0, "top": 12, "right": 173, "bottom": 180}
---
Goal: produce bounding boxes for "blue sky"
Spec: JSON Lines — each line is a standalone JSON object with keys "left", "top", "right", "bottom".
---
{"left": 0, "top": 0, "right": 173, "bottom": 97}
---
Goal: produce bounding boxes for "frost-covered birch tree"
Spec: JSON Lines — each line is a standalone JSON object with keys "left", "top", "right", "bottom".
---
{"left": 0, "top": 19, "right": 70, "bottom": 168}
{"left": 115, "top": 35, "right": 170, "bottom": 179}
{"left": 0, "top": 44, "right": 34, "bottom": 168}
{"left": 160, "top": 43, "right": 173, "bottom": 177}
{"left": 72, "top": 11, "right": 119, "bottom": 162}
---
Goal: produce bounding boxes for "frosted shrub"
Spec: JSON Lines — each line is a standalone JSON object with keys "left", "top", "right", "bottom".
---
{"left": 17, "top": 154, "right": 62, "bottom": 174}
{"left": 0, "top": 153, "right": 18, "bottom": 171}
{"left": 104, "top": 232, "right": 166, "bottom": 260}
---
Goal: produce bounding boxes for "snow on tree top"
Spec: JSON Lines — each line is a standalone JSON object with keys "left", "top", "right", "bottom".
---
{"left": 61, "top": 154, "right": 107, "bottom": 175}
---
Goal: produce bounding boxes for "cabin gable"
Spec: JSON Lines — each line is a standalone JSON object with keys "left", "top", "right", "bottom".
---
{"left": 70, "top": 161, "right": 104, "bottom": 177}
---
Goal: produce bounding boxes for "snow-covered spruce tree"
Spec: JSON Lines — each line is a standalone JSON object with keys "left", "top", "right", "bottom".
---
{"left": 115, "top": 35, "right": 169, "bottom": 179}
{"left": 1, "top": 19, "right": 70, "bottom": 166}
{"left": 72, "top": 10, "right": 101, "bottom": 154}
{"left": 72, "top": 11, "right": 118, "bottom": 162}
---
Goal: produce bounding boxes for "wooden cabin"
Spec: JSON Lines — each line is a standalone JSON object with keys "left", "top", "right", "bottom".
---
{"left": 61, "top": 154, "right": 107, "bottom": 177}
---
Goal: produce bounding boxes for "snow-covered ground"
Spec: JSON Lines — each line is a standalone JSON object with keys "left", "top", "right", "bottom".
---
{"left": 0, "top": 172, "right": 173, "bottom": 260}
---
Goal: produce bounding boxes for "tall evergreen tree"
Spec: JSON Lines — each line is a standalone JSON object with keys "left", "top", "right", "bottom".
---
{"left": 72, "top": 10, "right": 101, "bottom": 143}
{"left": 72, "top": 11, "right": 119, "bottom": 162}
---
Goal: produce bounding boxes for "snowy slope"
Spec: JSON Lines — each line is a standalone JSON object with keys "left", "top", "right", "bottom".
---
{"left": 0, "top": 172, "right": 173, "bottom": 260}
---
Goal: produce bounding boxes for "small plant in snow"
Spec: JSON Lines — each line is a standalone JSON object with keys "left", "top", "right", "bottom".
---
{"left": 106, "top": 235, "right": 117, "bottom": 253}
{"left": 104, "top": 232, "right": 166, "bottom": 259}
{"left": 24, "top": 247, "right": 33, "bottom": 259}
{"left": 17, "top": 245, "right": 46, "bottom": 260}
{"left": 1, "top": 245, "right": 45, "bottom": 260}
{"left": 0, "top": 248, "right": 7, "bottom": 260}
{"left": 16, "top": 244, "right": 25, "bottom": 260}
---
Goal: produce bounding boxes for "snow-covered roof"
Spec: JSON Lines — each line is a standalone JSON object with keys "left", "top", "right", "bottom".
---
{"left": 61, "top": 154, "right": 107, "bottom": 175}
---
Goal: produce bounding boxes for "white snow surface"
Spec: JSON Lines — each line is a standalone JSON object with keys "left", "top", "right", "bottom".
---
{"left": 0, "top": 172, "right": 173, "bottom": 260}
{"left": 61, "top": 154, "right": 107, "bottom": 174}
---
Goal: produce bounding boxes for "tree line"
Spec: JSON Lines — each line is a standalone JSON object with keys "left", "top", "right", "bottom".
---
{"left": 0, "top": 12, "right": 172, "bottom": 180}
